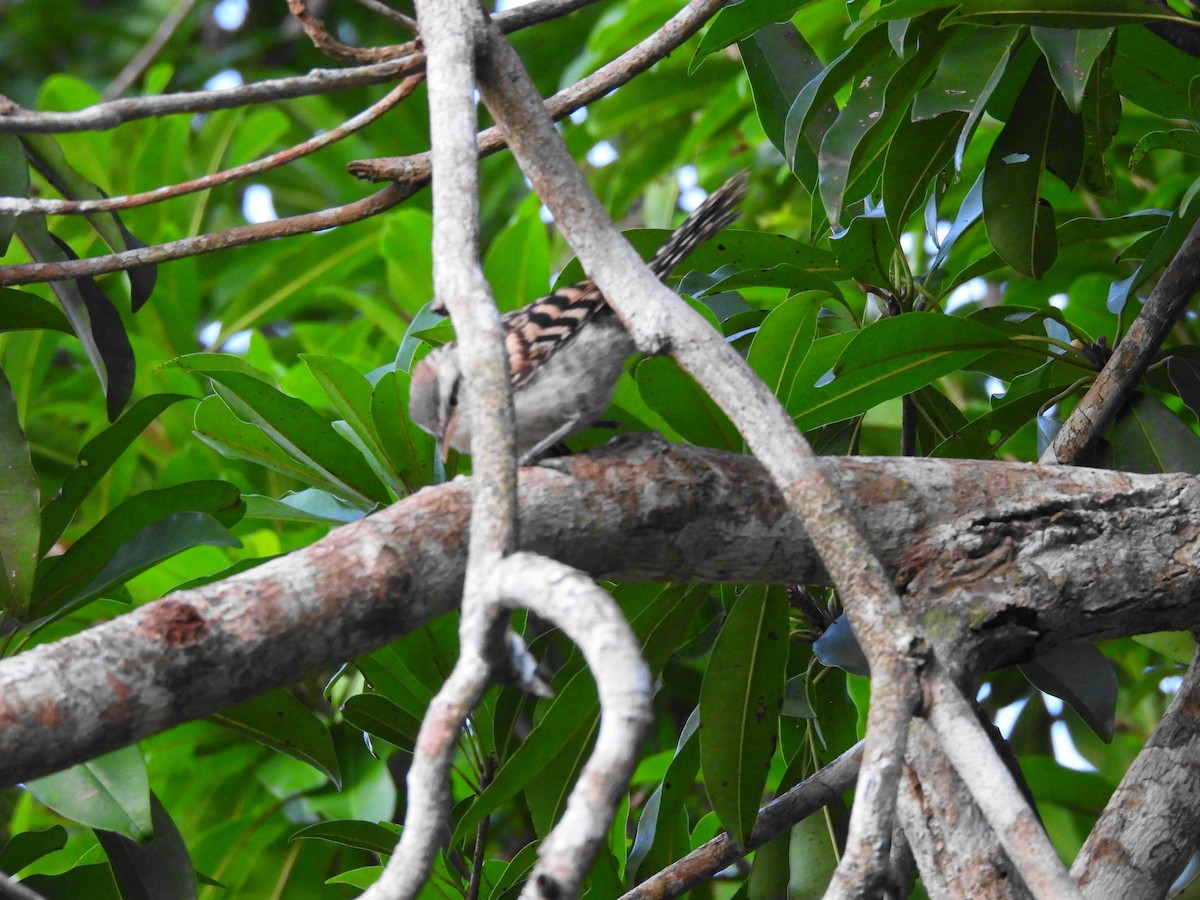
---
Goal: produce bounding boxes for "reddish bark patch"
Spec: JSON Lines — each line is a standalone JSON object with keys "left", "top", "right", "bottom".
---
{"left": 33, "top": 699, "right": 62, "bottom": 729}
{"left": 143, "top": 599, "right": 207, "bottom": 647}
{"left": 101, "top": 674, "right": 133, "bottom": 724}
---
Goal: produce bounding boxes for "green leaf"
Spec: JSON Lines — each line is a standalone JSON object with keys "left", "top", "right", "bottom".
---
{"left": 0, "top": 287, "right": 73, "bottom": 333}
{"left": 1132, "top": 631, "right": 1197, "bottom": 666}
{"left": 0, "top": 826, "right": 68, "bottom": 876}
{"left": 739, "top": 23, "right": 826, "bottom": 172}
{"left": 1020, "top": 643, "right": 1118, "bottom": 742}
{"left": 636, "top": 357, "right": 741, "bottom": 450}
{"left": 793, "top": 314, "right": 1007, "bottom": 431}
{"left": 381, "top": 208, "right": 434, "bottom": 318}
{"left": 341, "top": 693, "right": 422, "bottom": 749}
{"left": 32, "top": 481, "right": 244, "bottom": 617}
{"left": 372, "top": 369, "right": 436, "bottom": 492}
{"left": 95, "top": 792, "right": 198, "bottom": 900}
{"left": 200, "top": 369, "right": 390, "bottom": 506}
{"left": 1129, "top": 129, "right": 1200, "bottom": 171}
{"left": 1018, "top": 755, "right": 1114, "bottom": 815}
{"left": 1032, "top": 26, "right": 1114, "bottom": 113}
{"left": 291, "top": 819, "right": 400, "bottom": 855}
{"left": 700, "top": 586, "right": 789, "bottom": 849}
{"left": 1168, "top": 356, "right": 1200, "bottom": 422}
{"left": 949, "top": 0, "right": 1188, "bottom": 29}
{"left": 483, "top": 194, "right": 551, "bottom": 312}
{"left": 21, "top": 864, "right": 120, "bottom": 899}
{"left": 26, "top": 745, "right": 152, "bottom": 840}
{"left": 830, "top": 209, "right": 896, "bottom": 290}
{"left": 243, "top": 490, "right": 366, "bottom": 525}
{"left": 883, "top": 111, "right": 967, "bottom": 236}
{"left": 983, "top": 60, "right": 1082, "bottom": 278}
{"left": 0, "top": 365, "right": 39, "bottom": 619}
{"left": 1113, "top": 26, "right": 1200, "bottom": 120}
{"left": 16, "top": 220, "right": 135, "bottom": 421}
{"left": 41, "top": 393, "right": 191, "bottom": 555}
{"left": 1108, "top": 393, "right": 1200, "bottom": 475}
{"left": 0, "top": 133, "right": 28, "bottom": 255}
{"left": 747, "top": 293, "right": 821, "bottom": 402}
{"left": 787, "top": 806, "right": 838, "bottom": 896}
{"left": 693, "top": 0, "right": 812, "bottom": 70}
{"left": 628, "top": 710, "right": 700, "bottom": 882}
{"left": 211, "top": 690, "right": 342, "bottom": 788}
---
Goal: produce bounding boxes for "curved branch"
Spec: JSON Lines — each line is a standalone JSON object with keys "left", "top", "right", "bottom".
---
{"left": 288, "top": 0, "right": 411, "bottom": 63}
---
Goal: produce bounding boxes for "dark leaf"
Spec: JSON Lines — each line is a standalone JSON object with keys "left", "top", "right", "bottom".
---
{"left": 0, "top": 133, "right": 29, "bottom": 255}
{"left": 0, "top": 365, "right": 39, "bottom": 619}
{"left": 1031, "top": 26, "right": 1114, "bottom": 113}
{"left": 95, "top": 793, "right": 197, "bottom": 900}
{"left": 0, "top": 287, "right": 74, "bottom": 334}
{"left": 211, "top": 690, "right": 342, "bottom": 788}
{"left": 26, "top": 745, "right": 151, "bottom": 839}
{"left": 1020, "top": 643, "right": 1118, "bottom": 742}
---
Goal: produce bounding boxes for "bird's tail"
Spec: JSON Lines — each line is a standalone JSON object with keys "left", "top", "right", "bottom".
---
{"left": 648, "top": 170, "right": 749, "bottom": 280}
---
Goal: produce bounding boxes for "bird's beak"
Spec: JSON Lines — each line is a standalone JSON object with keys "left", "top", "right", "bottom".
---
{"left": 439, "top": 412, "right": 459, "bottom": 464}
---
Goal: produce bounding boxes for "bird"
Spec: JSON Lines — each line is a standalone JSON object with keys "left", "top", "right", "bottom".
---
{"left": 408, "top": 171, "right": 748, "bottom": 463}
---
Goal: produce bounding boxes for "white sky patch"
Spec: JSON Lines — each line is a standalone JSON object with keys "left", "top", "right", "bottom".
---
{"left": 900, "top": 232, "right": 915, "bottom": 258}
{"left": 204, "top": 69, "right": 244, "bottom": 92}
{"left": 198, "top": 321, "right": 251, "bottom": 354}
{"left": 677, "top": 165, "right": 699, "bottom": 190}
{"left": 243, "top": 184, "right": 278, "bottom": 223}
{"left": 993, "top": 698, "right": 1027, "bottom": 739}
{"left": 569, "top": 107, "right": 588, "bottom": 125}
{"left": 1161, "top": 675, "right": 1184, "bottom": 694}
{"left": 925, "top": 220, "right": 952, "bottom": 255}
{"left": 495, "top": 0, "right": 537, "bottom": 8}
{"left": 1049, "top": 292, "right": 1069, "bottom": 310}
{"left": 680, "top": 188, "right": 707, "bottom": 212}
{"left": 1042, "top": 693, "right": 1063, "bottom": 716}
{"left": 587, "top": 141, "right": 618, "bottom": 167}
{"left": 198, "top": 321, "right": 221, "bottom": 348}
{"left": 977, "top": 682, "right": 992, "bottom": 702}
{"left": 1052, "top": 721, "right": 1097, "bottom": 772}
{"left": 944, "top": 276, "right": 988, "bottom": 314}
{"left": 539, "top": 204, "right": 554, "bottom": 224}
{"left": 213, "top": 0, "right": 248, "bottom": 31}
{"left": 985, "top": 376, "right": 1005, "bottom": 399}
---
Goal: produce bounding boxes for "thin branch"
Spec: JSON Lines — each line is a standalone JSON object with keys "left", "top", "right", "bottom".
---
{"left": 288, "top": 0, "right": 411, "bottom": 63}
{"left": 1041, "top": 216, "right": 1200, "bottom": 464}
{"left": 925, "top": 670, "right": 1081, "bottom": 900}
{"left": 348, "top": 0, "right": 419, "bottom": 35}
{"left": 0, "top": 183, "right": 411, "bottom": 286}
{"left": 621, "top": 742, "right": 863, "bottom": 900}
{"left": 349, "top": 0, "right": 721, "bottom": 182}
{"left": 472, "top": 18, "right": 920, "bottom": 898}
{"left": 102, "top": 0, "right": 199, "bottom": 101}
{"left": 0, "top": 76, "right": 423, "bottom": 217}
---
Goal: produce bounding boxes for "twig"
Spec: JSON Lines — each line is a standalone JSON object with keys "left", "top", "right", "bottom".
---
{"left": 473, "top": 16, "right": 921, "bottom": 897}
{"left": 621, "top": 742, "right": 863, "bottom": 900}
{"left": 348, "top": 0, "right": 419, "bottom": 35}
{"left": 102, "top": 0, "right": 199, "bottom": 101}
{"left": 349, "top": 0, "right": 722, "bottom": 182}
{"left": 0, "top": 76, "right": 422, "bottom": 216}
{"left": 1041, "top": 216, "right": 1200, "bottom": 464}
{"left": 288, "top": 0, "right": 411, "bottom": 63}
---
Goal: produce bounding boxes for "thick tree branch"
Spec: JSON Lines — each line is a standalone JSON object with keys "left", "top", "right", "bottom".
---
{"left": 471, "top": 20, "right": 919, "bottom": 896}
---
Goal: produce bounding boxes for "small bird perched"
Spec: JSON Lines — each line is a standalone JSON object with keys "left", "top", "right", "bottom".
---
{"left": 408, "top": 172, "right": 748, "bottom": 462}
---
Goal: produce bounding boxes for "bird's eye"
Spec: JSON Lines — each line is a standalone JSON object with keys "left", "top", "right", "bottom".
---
{"left": 448, "top": 377, "right": 461, "bottom": 410}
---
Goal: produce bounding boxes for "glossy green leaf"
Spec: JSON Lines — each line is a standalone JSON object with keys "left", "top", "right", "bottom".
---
{"left": 21, "top": 863, "right": 120, "bottom": 899}
{"left": 1129, "top": 129, "right": 1200, "bottom": 171}
{"left": 628, "top": 709, "right": 700, "bottom": 882}
{"left": 0, "top": 366, "right": 39, "bottom": 619}
{"left": 793, "top": 314, "right": 1008, "bottom": 431}
{"left": 341, "top": 692, "right": 422, "bottom": 749}
{"left": 1021, "top": 643, "right": 1118, "bottom": 742}
{"left": 95, "top": 792, "right": 197, "bottom": 900}
{"left": 883, "top": 111, "right": 967, "bottom": 236}
{"left": 983, "top": 60, "right": 1082, "bottom": 277}
{"left": 26, "top": 745, "right": 151, "bottom": 840}
{"left": 1018, "top": 755, "right": 1113, "bottom": 815}
{"left": 747, "top": 293, "right": 821, "bottom": 402}
{"left": 911, "top": 385, "right": 970, "bottom": 455}
{"left": 932, "top": 386, "right": 1070, "bottom": 459}
{"left": 371, "top": 369, "right": 435, "bottom": 491}
{"left": 1108, "top": 393, "right": 1200, "bottom": 475}
{"left": 243, "top": 490, "right": 365, "bottom": 525}
{"left": 201, "top": 369, "right": 389, "bottom": 506}
{"left": 484, "top": 194, "right": 551, "bottom": 313}
{"left": 1113, "top": 26, "right": 1200, "bottom": 120}
{"left": 700, "top": 586, "right": 789, "bottom": 849}
{"left": 0, "top": 826, "right": 68, "bottom": 876}
{"left": 381, "top": 208, "right": 435, "bottom": 318}
{"left": 830, "top": 209, "right": 896, "bottom": 290}
{"left": 16, "top": 220, "right": 135, "bottom": 421}
{"left": 1132, "top": 631, "right": 1197, "bottom": 666}
{"left": 637, "top": 356, "right": 741, "bottom": 450}
{"left": 788, "top": 807, "right": 838, "bottom": 896}
{"left": 693, "top": 0, "right": 811, "bottom": 70}
{"left": 41, "top": 393, "right": 191, "bottom": 554}
{"left": 739, "top": 23, "right": 824, "bottom": 170}
{"left": 211, "top": 690, "right": 342, "bottom": 788}
{"left": 1080, "top": 39, "right": 1120, "bottom": 195}
{"left": 1032, "top": 26, "right": 1114, "bottom": 113}
{"left": 950, "top": 0, "right": 1186, "bottom": 29}
{"left": 0, "top": 287, "right": 72, "bottom": 333}
{"left": 32, "top": 481, "right": 244, "bottom": 617}
{"left": 290, "top": 819, "right": 400, "bottom": 855}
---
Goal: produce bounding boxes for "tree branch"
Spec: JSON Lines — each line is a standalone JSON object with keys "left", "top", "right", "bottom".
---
{"left": 288, "top": 0, "right": 411, "bottom": 63}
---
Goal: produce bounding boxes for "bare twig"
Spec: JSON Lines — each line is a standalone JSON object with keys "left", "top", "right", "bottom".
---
{"left": 925, "top": 670, "right": 1081, "bottom": 899}
{"left": 472, "top": 17, "right": 921, "bottom": 897}
{"left": 1041, "top": 216, "right": 1200, "bottom": 464}
{"left": 0, "top": 76, "right": 422, "bottom": 217}
{"left": 349, "top": 0, "right": 722, "bottom": 182}
{"left": 348, "top": 0, "right": 419, "bottom": 35}
{"left": 288, "top": 0, "right": 411, "bottom": 63}
{"left": 102, "top": 0, "right": 199, "bottom": 101}
{"left": 621, "top": 742, "right": 863, "bottom": 900}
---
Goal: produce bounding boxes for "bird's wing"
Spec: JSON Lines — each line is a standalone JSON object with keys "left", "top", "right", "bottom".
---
{"left": 502, "top": 281, "right": 608, "bottom": 388}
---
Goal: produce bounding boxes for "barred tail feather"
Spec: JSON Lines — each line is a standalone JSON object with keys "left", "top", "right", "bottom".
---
{"left": 648, "top": 170, "right": 749, "bottom": 279}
